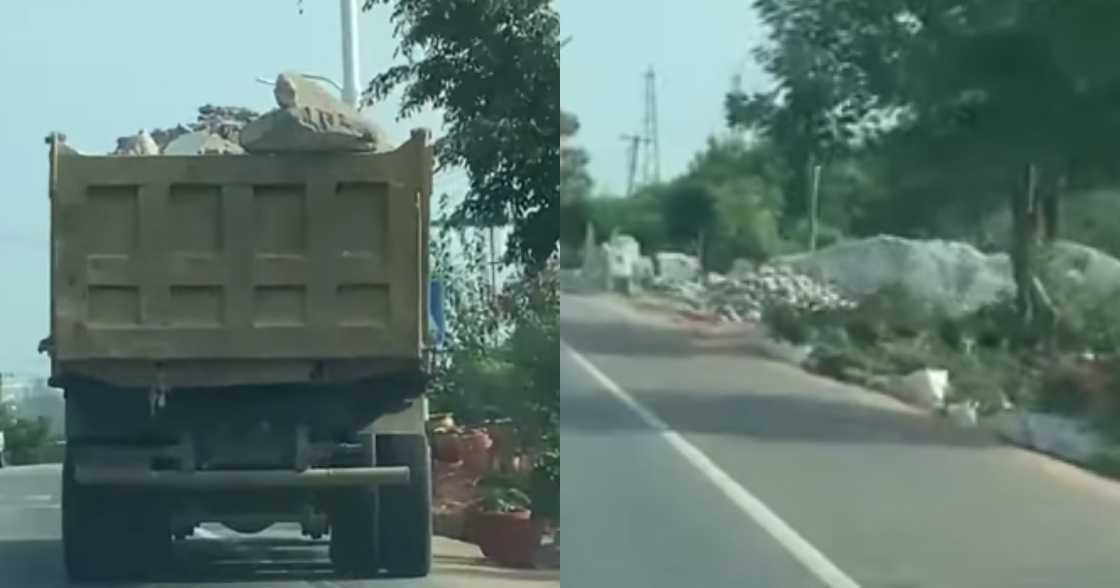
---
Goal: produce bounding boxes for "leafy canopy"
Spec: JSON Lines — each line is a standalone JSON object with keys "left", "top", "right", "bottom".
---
{"left": 363, "top": 0, "right": 560, "bottom": 269}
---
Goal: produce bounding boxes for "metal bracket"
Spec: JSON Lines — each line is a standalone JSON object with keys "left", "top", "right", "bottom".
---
{"left": 148, "top": 365, "right": 169, "bottom": 417}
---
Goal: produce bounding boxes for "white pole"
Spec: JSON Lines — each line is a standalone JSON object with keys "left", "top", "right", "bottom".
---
{"left": 340, "top": 0, "right": 360, "bottom": 108}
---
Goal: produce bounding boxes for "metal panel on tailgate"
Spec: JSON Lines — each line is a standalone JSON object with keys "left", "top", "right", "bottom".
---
{"left": 51, "top": 135, "right": 428, "bottom": 363}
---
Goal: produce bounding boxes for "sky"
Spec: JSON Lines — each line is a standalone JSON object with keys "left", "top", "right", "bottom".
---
{"left": 559, "top": 0, "right": 768, "bottom": 195}
{"left": 0, "top": 1, "right": 463, "bottom": 376}
{"left": 0, "top": 1, "right": 767, "bottom": 376}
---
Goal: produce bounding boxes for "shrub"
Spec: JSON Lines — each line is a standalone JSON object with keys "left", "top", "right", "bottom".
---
{"left": 762, "top": 304, "right": 814, "bottom": 345}
{"left": 0, "top": 403, "right": 52, "bottom": 466}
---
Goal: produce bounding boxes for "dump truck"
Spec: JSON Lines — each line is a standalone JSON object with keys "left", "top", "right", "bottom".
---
{"left": 45, "top": 129, "right": 435, "bottom": 581}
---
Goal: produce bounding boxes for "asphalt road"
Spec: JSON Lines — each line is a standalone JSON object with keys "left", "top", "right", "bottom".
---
{"left": 562, "top": 293, "right": 1120, "bottom": 588}
{"left": 0, "top": 464, "right": 558, "bottom": 588}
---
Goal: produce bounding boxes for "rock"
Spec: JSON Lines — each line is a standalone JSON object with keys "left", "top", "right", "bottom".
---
{"left": 149, "top": 124, "right": 193, "bottom": 151}
{"left": 240, "top": 72, "right": 384, "bottom": 153}
{"left": 775, "top": 236, "right": 1014, "bottom": 319}
{"left": 895, "top": 369, "right": 950, "bottom": 410}
{"left": 700, "top": 262, "right": 853, "bottom": 321}
{"left": 728, "top": 258, "right": 756, "bottom": 281}
{"left": 707, "top": 272, "right": 729, "bottom": 286}
{"left": 634, "top": 256, "right": 655, "bottom": 284}
{"left": 163, "top": 131, "right": 244, "bottom": 155}
{"left": 945, "top": 401, "right": 979, "bottom": 427}
{"left": 1048, "top": 241, "right": 1120, "bottom": 304}
{"left": 609, "top": 234, "right": 641, "bottom": 262}
{"left": 655, "top": 252, "right": 700, "bottom": 283}
{"left": 606, "top": 235, "right": 641, "bottom": 281}
{"left": 113, "top": 130, "right": 160, "bottom": 156}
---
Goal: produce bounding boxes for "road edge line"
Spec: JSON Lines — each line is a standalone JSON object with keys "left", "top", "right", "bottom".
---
{"left": 562, "top": 340, "right": 862, "bottom": 588}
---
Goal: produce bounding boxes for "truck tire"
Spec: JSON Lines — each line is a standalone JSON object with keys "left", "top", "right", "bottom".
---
{"left": 62, "top": 454, "right": 171, "bottom": 582}
{"left": 377, "top": 434, "right": 432, "bottom": 578}
{"left": 328, "top": 485, "right": 380, "bottom": 577}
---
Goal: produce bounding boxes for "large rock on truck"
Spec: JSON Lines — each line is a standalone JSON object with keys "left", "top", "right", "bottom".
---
{"left": 45, "top": 125, "right": 436, "bottom": 580}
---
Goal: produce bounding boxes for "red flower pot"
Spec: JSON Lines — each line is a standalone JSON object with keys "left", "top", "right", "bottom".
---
{"left": 432, "top": 433, "right": 463, "bottom": 464}
{"left": 464, "top": 507, "right": 530, "bottom": 544}
{"left": 469, "top": 511, "right": 544, "bottom": 569}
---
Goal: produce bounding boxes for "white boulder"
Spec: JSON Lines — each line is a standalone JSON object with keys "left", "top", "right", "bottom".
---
{"left": 113, "top": 130, "right": 160, "bottom": 156}
{"left": 240, "top": 72, "right": 385, "bottom": 153}
{"left": 775, "top": 236, "right": 1014, "bottom": 319}
{"left": 655, "top": 252, "right": 701, "bottom": 283}
{"left": 895, "top": 369, "right": 950, "bottom": 410}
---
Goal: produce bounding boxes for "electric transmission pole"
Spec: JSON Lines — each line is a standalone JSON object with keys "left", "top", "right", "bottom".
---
{"left": 620, "top": 133, "right": 648, "bottom": 197}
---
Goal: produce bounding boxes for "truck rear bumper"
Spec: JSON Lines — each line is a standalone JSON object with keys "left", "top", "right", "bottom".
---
{"left": 75, "top": 465, "right": 411, "bottom": 489}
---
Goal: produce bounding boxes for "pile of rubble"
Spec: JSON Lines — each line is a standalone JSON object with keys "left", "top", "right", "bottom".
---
{"left": 111, "top": 72, "right": 386, "bottom": 157}
{"left": 649, "top": 262, "right": 855, "bottom": 323}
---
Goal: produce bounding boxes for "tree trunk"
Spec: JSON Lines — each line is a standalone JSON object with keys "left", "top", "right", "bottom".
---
{"left": 809, "top": 161, "right": 822, "bottom": 251}
{"left": 1010, "top": 163, "right": 1060, "bottom": 347}
{"left": 1010, "top": 163, "right": 1038, "bottom": 324}
{"left": 697, "top": 229, "right": 707, "bottom": 285}
{"left": 1041, "top": 172, "right": 1063, "bottom": 242}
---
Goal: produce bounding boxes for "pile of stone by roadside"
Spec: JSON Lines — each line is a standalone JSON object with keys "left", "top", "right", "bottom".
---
{"left": 647, "top": 262, "right": 855, "bottom": 323}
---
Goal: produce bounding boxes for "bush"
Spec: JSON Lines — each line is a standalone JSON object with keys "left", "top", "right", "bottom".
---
{"left": 428, "top": 223, "right": 559, "bottom": 510}
{"left": 762, "top": 304, "right": 814, "bottom": 345}
{"left": 0, "top": 403, "right": 53, "bottom": 466}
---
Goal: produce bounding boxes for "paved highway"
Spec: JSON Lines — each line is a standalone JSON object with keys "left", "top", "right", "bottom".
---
{"left": 0, "top": 464, "right": 558, "bottom": 587}
{"left": 562, "top": 293, "right": 1120, "bottom": 588}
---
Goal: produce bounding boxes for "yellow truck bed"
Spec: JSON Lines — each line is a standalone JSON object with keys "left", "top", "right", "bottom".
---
{"left": 47, "top": 130, "right": 433, "bottom": 388}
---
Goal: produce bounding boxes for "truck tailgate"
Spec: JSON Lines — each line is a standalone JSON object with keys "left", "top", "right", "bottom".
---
{"left": 50, "top": 134, "right": 431, "bottom": 371}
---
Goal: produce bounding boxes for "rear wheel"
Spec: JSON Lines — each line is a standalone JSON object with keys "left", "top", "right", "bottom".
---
{"left": 62, "top": 453, "right": 171, "bottom": 582}
{"left": 329, "top": 434, "right": 381, "bottom": 577}
{"left": 378, "top": 434, "right": 432, "bottom": 578}
{"left": 328, "top": 488, "right": 380, "bottom": 577}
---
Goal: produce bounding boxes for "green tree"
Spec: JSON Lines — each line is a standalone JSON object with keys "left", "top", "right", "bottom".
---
{"left": 725, "top": 0, "right": 879, "bottom": 231}
{"left": 736, "top": 0, "right": 1120, "bottom": 331}
{"left": 560, "top": 111, "right": 593, "bottom": 249}
{"left": 587, "top": 191, "right": 669, "bottom": 254}
{"left": 680, "top": 137, "right": 788, "bottom": 265}
{"left": 661, "top": 180, "right": 718, "bottom": 267}
{"left": 363, "top": 0, "right": 560, "bottom": 269}
{"left": 0, "top": 402, "right": 51, "bottom": 466}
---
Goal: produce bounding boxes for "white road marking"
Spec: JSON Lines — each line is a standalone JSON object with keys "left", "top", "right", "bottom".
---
{"left": 563, "top": 341, "right": 862, "bottom": 588}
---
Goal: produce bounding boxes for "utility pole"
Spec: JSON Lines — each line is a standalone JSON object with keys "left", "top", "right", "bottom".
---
{"left": 643, "top": 67, "right": 661, "bottom": 185}
{"left": 340, "top": 0, "right": 361, "bottom": 109}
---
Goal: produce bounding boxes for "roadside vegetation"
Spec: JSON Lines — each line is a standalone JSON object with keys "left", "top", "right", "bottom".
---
{"left": 0, "top": 401, "right": 55, "bottom": 466}
{"left": 355, "top": 0, "right": 560, "bottom": 565}
{"left": 562, "top": 1, "right": 1120, "bottom": 451}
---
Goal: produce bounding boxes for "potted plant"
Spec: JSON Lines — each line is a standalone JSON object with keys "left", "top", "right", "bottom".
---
{"left": 429, "top": 413, "right": 464, "bottom": 464}
{"left": 467, "top": 474, "right": 544, "bottom": 568}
